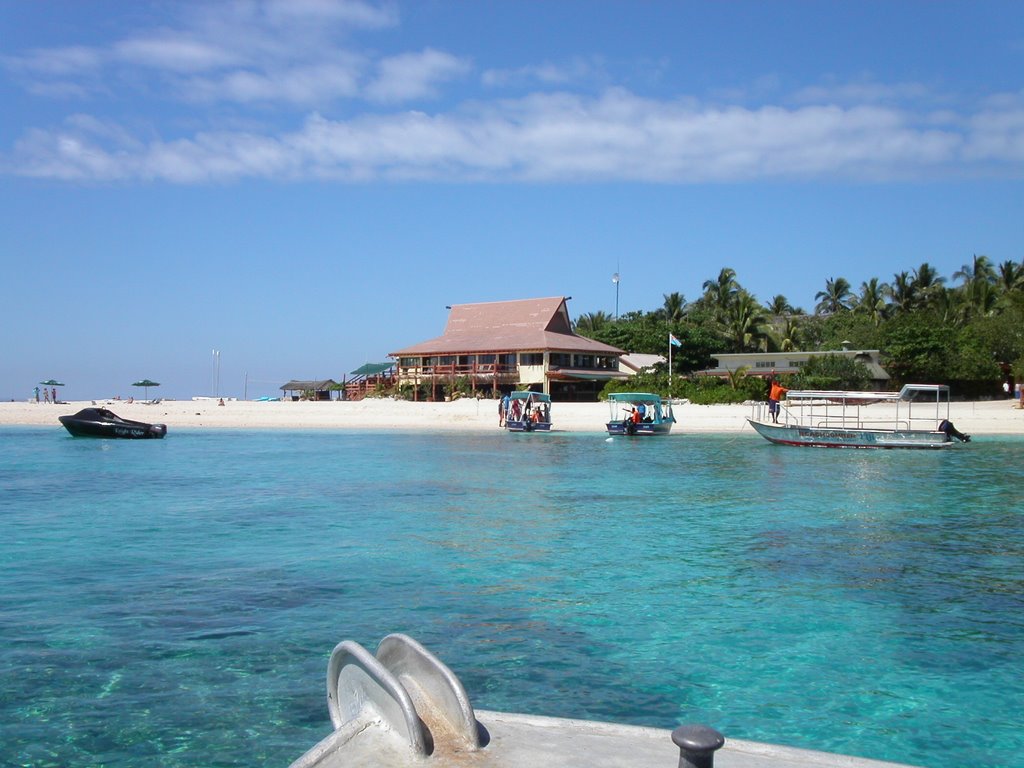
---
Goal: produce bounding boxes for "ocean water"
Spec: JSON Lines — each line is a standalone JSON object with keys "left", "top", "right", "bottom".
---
{"left": 2, "top": 425, "right": 1023, "bottom": 768}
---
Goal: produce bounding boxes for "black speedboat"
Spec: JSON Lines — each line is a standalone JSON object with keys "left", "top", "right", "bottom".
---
{"left": 58, "top": 408, "right": 167, "bottom": 439}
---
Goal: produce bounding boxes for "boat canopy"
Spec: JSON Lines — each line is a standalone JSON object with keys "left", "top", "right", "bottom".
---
{"left": 607, "top": 392, "right": 663, "bottom": 403}
{"left": 508, "top": 391, "right": 550, "bottom": 402}
{"left": 783, "top": 384, "right": 949, "bottom": 404}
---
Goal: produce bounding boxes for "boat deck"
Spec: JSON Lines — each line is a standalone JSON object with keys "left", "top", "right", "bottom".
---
{"left": 296, "top": 708, "right": 918, "bottom": 768}
{"left": 290, "top": 634, "right": 919, "bottom": 768}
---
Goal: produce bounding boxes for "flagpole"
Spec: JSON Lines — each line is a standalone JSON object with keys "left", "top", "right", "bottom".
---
{"left": 668, "top": 333, "right": 672, "bottom": 396}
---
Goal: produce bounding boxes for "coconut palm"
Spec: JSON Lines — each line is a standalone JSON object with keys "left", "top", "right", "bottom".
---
{"left": 661, "top": 292, "right": 687, "bottom": 322}
{"left": 814, "top": 276, "right": 854, "bottom": 315}
{"left": 725, "top": 364, "right": 751, "bottom": 391}
{"left": 777, "top": 316, "right": 802, "bottom": 352}
{"left": 911, "top": 262, "right": 947, "bottom": 308}
{"left": 953, "top": 254, "right": 996, "bottom": 286}
{"left": 701, "top": 268, "right": 739, "bottom": 316}
{"left": 722, "top": 291, "right": 770, "bottom": 352}
{"left": 996, "top": 260, "right": 1024, "bottom": 293}
{"left": 885, "top": 271, "right": 917, "bottom": 314}
{"left": 574, "top": 311, "right": 612, "bottom": 334}
{"left": 764, "top": 294, "right": 794, "bottom": 316}
{"left": 961, "top": 279, "right": 999, "bottom": 319}
{"left": 855, "top": 277, "right": 889, "bottom": 325}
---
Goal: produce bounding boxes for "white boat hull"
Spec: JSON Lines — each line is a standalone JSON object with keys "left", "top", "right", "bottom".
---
{"left": 748, "top": 419, "right": 952, "bottom": 449}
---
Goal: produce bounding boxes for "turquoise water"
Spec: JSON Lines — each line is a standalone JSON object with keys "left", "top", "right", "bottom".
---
{"left": 2, "top": 426, "right": 1023, "bottom": 768}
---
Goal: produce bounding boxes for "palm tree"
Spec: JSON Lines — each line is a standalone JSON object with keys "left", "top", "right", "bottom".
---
{"left": 777, "top": 316, "right": 802, "bottom": 352}
{"left": 723, "top": 291, "right": 769, "bottom": 351}
{"left": 953, "top": 254, "right": 996, "bottom": 286}
{"left": 961, "top": 279, "right": 999, "bottom": 319}
{"left": 885, "top": 271, "right": 917, "bottom": 314}
{"left": 814, "top": 276, "right": 854, "bottom": 315}
{"left": 701, "top": 268, "right": 739, "bottom": 316}
{"left": 764, "top": 294, "right": 793, "bottom": 316}
{"left": 661, "top": 292, "right": 687, "bottom": 322}
{"left": 855, "top": 277, "right": 889, "bottom": 325}
{"left": 997, "top": 260, "right": 1024, "bottom": 293}
{"left": 725, "top": 365, "right": 751, "bottom": 391}
{"left": 912, "top": 262, "right": 947, "bottom": 308}
{"left": 574, "top": 311, "right": 612, "bottom": 334}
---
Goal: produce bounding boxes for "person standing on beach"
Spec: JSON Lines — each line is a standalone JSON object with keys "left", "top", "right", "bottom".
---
{"left": 768, "top": 377, "right": 788, "bottom": 423}
{"left": 499, "top": 393, "right": 509, "bottom": 426}
{"left": 33, "top": 386, "right": 39, "bottom": 403}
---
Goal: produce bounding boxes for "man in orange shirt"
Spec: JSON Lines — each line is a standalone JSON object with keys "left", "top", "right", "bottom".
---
{"left": 768, "top": 377, "right": 787, "bottom": 423}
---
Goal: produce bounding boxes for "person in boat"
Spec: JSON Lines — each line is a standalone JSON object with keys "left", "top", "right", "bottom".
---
{"left": 768, "top": 377, "right": 788, "bottom": 424}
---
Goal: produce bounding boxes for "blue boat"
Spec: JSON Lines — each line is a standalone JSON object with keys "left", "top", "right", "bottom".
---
{"left": 605, "top": 392, "right": 675, "bottom": 436}
{"left": 503, "top": 391, "right": 552, "bottom": 432}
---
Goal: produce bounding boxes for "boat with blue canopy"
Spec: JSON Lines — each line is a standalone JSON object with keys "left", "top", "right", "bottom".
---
{"left": 605, "top": 392, "right": 675, "bottom": 436}
{"left": 502, "top": 391, "right": 552, "bottom": 432}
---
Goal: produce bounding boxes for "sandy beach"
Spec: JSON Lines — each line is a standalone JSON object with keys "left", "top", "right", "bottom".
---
{"left": 2, "top": 396, "right": 1023, "bottom": 436}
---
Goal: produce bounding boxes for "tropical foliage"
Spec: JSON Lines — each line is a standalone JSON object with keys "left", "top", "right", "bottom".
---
{"left": 573, "top": 256, "right": 1024, "bottom": 402}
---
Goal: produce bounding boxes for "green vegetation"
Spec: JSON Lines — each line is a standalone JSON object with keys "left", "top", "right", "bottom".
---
{"left": 575, "top": 256, "right": 1024, "bottom": 402}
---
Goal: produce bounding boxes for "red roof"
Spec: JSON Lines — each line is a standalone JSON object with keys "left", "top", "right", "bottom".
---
{"left": 390, "top": 297, "right": 623, "bottom": 356}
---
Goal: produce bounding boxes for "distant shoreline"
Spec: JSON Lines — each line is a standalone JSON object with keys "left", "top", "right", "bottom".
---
{"left": 2, "top": 397, "right": 1023, "bottom": 436}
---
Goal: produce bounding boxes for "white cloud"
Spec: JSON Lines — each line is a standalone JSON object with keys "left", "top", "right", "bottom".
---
{"left": 112, "top": 37, "right": 241, "bottom": 73}
{"left": 10, "top": 88, "right": 1021, "bottom": 185}
{"left": 482, "top": 57, "right": 601, "bottom": 88}
{"left": 2, "top": 0, "right": 401, "bottom": 107}
{"left": 365, "top": 49, "right": 471, "bottom": 103}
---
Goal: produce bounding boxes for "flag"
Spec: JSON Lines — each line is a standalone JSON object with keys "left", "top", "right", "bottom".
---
{"left": 669, "top": 333, "right": 682, "bottom": 347}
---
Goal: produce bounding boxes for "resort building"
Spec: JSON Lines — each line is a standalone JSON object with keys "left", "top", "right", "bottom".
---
{"left": 700, "top": 347, "right": 891, "bottom": 388}
{"left": 389, "top": 297, "right": 627, "bottom": 401}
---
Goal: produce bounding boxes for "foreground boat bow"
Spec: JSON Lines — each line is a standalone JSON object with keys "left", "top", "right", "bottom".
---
{"left": 291, "top": 633, "right": 920, "bottom": 768}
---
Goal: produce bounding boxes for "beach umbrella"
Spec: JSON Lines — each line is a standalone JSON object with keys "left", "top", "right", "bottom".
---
{"left": 132, "top": 379, "right": 160, "bottom": 399}
{"left": 39, "top": 379, "right": 65, "bottom": 401}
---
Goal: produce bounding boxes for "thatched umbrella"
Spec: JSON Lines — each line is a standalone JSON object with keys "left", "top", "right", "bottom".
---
{"left": 132, "top": 379, "right": 160, "bottom": 400}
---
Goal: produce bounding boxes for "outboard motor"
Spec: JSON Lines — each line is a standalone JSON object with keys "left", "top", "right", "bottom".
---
{"left": 939, "top": 419, "right": 970, "bottom": 442}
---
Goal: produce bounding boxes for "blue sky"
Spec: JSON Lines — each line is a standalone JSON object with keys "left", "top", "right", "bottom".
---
{"left": 2, "top": 1, "right": 1022, "bottom": 400}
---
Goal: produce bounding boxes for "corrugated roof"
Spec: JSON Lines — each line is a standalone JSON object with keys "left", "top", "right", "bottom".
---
{"left": 280, "top": 379, "right": 338, "bottom": 391}
{"left": 390, "top": 297, "right": 623, "bottom": 356}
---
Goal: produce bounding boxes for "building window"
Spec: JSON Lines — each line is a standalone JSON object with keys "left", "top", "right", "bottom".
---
{"left": 576, "top": 355, "right": 595, "bottom": 368}
{"left": 520, "top": 353, "right": 543, "bottom": 366}
{"left": 550, "top": 353, "right": 572, "bottom": 367}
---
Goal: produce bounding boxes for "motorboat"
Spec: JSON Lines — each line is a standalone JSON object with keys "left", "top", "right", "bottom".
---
{"left": 58, "top": 407, "right": 167, "bottom": 439}
{"left": 289, "top": 632, "right": 919, "bottom": 768}
{"left": 502, "top": 391, "right": 552, "bottom": 432}
{"left": 747, "top": 384, "right": 969, "bottom": 449}
{"left": 605, "top": 392, "right": 675, "bottom": 436}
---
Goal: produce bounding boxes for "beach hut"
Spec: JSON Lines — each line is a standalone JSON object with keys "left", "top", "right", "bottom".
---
{"left": 280, "top": 380, "right": 338, "bottom": 401}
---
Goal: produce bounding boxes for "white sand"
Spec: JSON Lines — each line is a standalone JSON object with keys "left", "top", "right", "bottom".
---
{"left": 2, "top": 397, "right": 1023, "bottom": 435}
